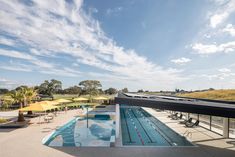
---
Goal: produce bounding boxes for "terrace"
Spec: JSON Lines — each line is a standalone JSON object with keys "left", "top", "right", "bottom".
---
{"left": 0, "top": 93, "right": 235, "bottom": 157}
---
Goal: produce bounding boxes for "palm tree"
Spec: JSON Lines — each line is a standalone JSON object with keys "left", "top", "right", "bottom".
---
{"left": 25, "top": 88, "right": 37, "bottom": 104}
{"left": 21, "top": 87, "right": 37, "bottom": 106}
{"left": 9, "top": 87, "right": 38, "bottom": 122}
{"left": 9, "top": 90, "right": 25, "bottom": 122}
{"left": 9, "top": 90, "right": 24, "bottom": 108}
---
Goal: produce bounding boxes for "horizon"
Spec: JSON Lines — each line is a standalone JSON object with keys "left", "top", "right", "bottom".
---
{"left": 1, "top": 0, "right": 235, "bottom": 91}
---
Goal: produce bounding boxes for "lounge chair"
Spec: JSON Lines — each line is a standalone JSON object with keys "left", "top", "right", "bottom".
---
{"left": 44, "top": 115, "right": 54, "bottom": 123}
{"left": 185, "top": 120, "right": 199, "bottom": 127}
{"left": 168, "top": 113, "right": 178, "bottom": 118}
{"left": 179, "top": 118, "right": 192, "bottom": 124}
{"left": 172, "top": 113, "right": 183, "bottom": 120}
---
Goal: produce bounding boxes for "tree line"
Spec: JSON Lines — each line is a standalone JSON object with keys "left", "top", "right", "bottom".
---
{"left": 1, "top": 79, "right": 129, "bottom": 98}
{"left": 0, "top": 79, "right": 129, "bottom": 110}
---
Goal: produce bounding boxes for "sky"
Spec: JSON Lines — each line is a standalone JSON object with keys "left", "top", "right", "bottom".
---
{"left": 0, "top": 0, "right": 235, "bottom": 91}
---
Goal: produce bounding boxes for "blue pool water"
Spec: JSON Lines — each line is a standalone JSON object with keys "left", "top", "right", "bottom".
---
{"left": 43, "top": 116, "right": 115, "bottom": 147}
{"left": 120, "top": 106, "right": 193, "bottom": 146}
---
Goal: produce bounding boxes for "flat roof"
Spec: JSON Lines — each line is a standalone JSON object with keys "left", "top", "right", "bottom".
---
{"left": 115, "top": 93, "right": 235, "bottom": 118}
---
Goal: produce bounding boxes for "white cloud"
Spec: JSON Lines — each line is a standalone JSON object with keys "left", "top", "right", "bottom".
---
{"left": 0, "top": 65, "right": 32, "bottom": 72}
{"left": 192, "top": 41, "right": 235, "bottom": 54}
{"left": 0, "top": 49, "right": 34, "bottom": 60}
{"left": 210, "top": 12, "right": 229, "bottom": 28}
{"left": 106, "top": 7, "right": 123, "bottom": 15}
{"left": 218, "top": 68, "right": 231, "bottom": 73}
{"left": 171, "top": 57, "right": 191, "bottom": 64}
{"left": 209, "top": 0, "right": 235, "bottom": 28}
{"left": 0, "top": 0, "right": 184, "bottom": 90}
{"left": 201, "top": 71, "right": 235, "bottom": 80}
{"left": 223, "top": 24, "right": 235, "bottom": 36}
{"left": 0, "top": 77, "right": 19, "bottom": 89}
{"left": 0, "top": 37, "right": 15, "bottom": 46}
{"left": 0, "top": 49, "right": 80, "bottom": 77}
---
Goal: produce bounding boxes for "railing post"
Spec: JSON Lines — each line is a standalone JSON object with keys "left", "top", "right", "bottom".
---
{"left": 223, "top": 118, "right": 229, "bottom": 138}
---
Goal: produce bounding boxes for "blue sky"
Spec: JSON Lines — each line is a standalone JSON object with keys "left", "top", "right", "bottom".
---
{"left": 1, "top": 0, "right": 235, "bottom": 91}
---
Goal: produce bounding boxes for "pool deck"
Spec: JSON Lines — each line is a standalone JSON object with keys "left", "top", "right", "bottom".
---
{"left": 0, "top": 108, "right": 235, "bottom": 157}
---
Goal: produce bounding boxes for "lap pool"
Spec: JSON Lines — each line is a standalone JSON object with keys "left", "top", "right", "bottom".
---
{"left": 120, "top": 106, "right": 193, "bottom": 146}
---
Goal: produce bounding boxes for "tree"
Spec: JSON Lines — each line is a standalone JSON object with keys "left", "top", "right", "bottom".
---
{"left": 137, "top": 89, "right": 144, "bottom": 93}
{"left": 0, "top": 88, "right": 9, "bottom": 94}
{"left": 9, "top": 90, "right": 25, "bottom": 122}
{"left": 63, "top": 86, "right": 81, "bottom": 95}
{"left": 105, "top": 88, "right": 117, "bottom": 95}
{"left": 121, "top": 88, "right": 128, "bottom": 93}
{"left": 9, "top": 90, "right": 24, "bottom": 108}
{"left": 15, "top": 85, "right": 28, "bottom": 91}
{"left": 9, "top": 87, "right": 37, "bottom": 122}
{"left": 98, "top": 89, "right": 104, "bottom": 95}
{"left": 79, "top": 80, "right": 102, "bottom": 100}
{"left": 38, "top": 79, "right": 62, "bottom": 98}
{"left": 24, "top": 87, "right": 38, "bottom": 105}
{"left": 175, "top": 88, "right": 180, "bottom": 93}
{"left": 209, "top": 88, "right": 215, "bottom": 91}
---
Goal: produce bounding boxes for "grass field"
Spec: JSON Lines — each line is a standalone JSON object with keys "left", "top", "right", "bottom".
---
{"left": 53, "top": 94, "right": 115, "bottom": 100}
{"left": 178, "top": 89, "right": 235, "bottom": 101}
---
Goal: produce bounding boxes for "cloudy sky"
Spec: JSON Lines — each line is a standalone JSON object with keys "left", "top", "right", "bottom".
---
{"left": 0, "top": 0, "right": 235, "bottom": 91}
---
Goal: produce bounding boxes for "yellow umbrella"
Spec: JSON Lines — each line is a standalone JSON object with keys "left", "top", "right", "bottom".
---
{"left": 55, "top": 99, "right": 72, "bottom": 104}
{"left": 73, "top": 97, "right": 89, "bottom": 101}
{"left": 92, "top": 96, "right": 109, "bottom": 100}
{"left": 19, "top": 102, "right": 59, "bottom": 124}
{"left": 19, "top": 101, "right": 58, "bottom": 112}
{"left": 41, "top": 100, "right": 60, "bottom": 105}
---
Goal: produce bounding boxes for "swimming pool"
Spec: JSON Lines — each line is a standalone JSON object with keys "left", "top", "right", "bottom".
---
{"left": 43, "top": 115, "right": 115, "bottom": 147}
{"left": 120, "top": 106, "right": 193, "bottom": 146}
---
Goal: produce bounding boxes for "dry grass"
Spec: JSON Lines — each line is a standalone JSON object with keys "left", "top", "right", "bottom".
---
{"left": 178, "top": 89, "right": 235, "bottom": 101}
{"left": 0, "top": 118, "right": 8, "bottom": 123}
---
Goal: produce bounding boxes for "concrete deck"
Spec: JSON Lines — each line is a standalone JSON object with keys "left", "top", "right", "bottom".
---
{"left": 1, "top": 108, "right": 235, "bottom": 157}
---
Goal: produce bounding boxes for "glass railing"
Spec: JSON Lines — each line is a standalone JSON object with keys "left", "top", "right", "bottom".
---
{"left": 229, "top": 118, "right": 235, "bottom": 138}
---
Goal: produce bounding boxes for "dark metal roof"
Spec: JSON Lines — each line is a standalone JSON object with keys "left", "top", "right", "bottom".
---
{"left": 115, "top": 93, "right": 235, "bottom": 118}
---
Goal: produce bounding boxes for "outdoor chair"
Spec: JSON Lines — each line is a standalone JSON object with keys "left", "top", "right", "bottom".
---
{"left": 44, "top": 115, "right": 54, "bottom": 123}
{"left": 179, "top": 117, "right": 192, "bottom": 124}
{"left": 185, "top": 120, "right": 199, "bottom": 128}
{"left": 172, "top": 113, "right": 183, "bottom": 120}
{"left": 168, "top": 113, "right": 178, "bottom": 118}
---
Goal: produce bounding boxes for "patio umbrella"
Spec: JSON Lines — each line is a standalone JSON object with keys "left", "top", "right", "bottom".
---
{"left": 73, "top": 97, "right": 89, "bottom": 101}
{"left": 41, "top": 100, "right": 60, "bottom": 106}
{"left": 19, "top": 102, "right": 59, "bottom": 124}
{"left": 55, "top": 99, "right": 72, "bottom": 104}
{"left": 92, "top": 96, "right": 109, "bottom": 100}
{"left": 55, "top": 99, "right": 72, "bottom": 113}
{"left": 19, "top": 101, "right": 58, "bottom": 112}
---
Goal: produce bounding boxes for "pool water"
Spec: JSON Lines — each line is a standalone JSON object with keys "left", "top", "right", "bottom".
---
{"left": 43, "top": 116, "right": 115, "bottom": 147}
{"left": 120, "top": 106, "right": 193, "bottom": 146}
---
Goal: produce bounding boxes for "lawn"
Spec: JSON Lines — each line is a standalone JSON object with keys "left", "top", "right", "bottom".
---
{"left": 178, "top": 89, "right": 235, "bottom": 101}
{"left": 53, "top": 94, "right": 79, "bottom": 100}
{"left": 53, "top": 94, "right": 115, "bottom": 100}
